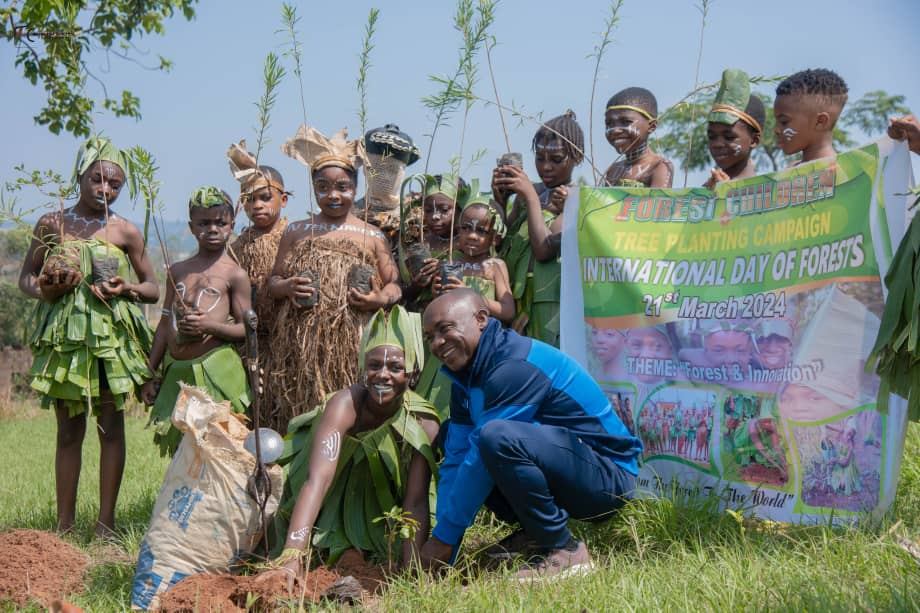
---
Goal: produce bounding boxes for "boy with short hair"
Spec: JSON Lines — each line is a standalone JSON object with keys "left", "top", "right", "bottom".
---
{"left": 603, "top": 87, "right": 674, "bottom": 188}
{"left": 228, "top": 143, "right": 289, "bottom": 426}
{"left": 142, "top": 187, "right": 252, "bottom": 456}
{"left": 773, "top": 68, "right": 848, "bottom": 164}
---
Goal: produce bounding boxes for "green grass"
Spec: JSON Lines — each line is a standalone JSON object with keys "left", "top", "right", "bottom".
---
{"left": 0, "top": 404, "right": 168, "bottom": 612}
{"left": 1, "top": 405, "right": 919, "bottom": 612}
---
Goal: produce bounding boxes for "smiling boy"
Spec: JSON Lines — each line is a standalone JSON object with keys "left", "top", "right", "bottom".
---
{"left": 773, "top": 68, "right": 849, "bottom": 164}
{"left": 603, "top": 87, "right": 674, "bottom": 188}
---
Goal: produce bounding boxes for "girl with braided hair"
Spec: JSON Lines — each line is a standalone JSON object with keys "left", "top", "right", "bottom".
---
{"left": 492, "top": 110, "right": 584, "bottom": 347}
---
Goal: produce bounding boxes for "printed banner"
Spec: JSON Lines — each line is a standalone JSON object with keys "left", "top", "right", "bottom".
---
{"left": 561, "top": 139, "right": 913, "bottom": 523}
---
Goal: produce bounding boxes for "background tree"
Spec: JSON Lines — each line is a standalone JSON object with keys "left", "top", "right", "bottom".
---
{"left": 655, "top": 90, "right": 911, "bottom": 178}
{"left": 0, "top": 227, "right": 34, "bottom": 347}
{"left": 0, "top": 0, "right": 198, "bottom": 137}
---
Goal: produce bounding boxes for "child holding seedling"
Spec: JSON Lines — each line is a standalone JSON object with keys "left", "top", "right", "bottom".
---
{"left": 417, "top": 185, "right": 513, "bottom": 418}
{"left": 267, "top": 125, "right": 401, "bottom": 424}
{"left": 493, "top": 111, "right": 584, "bottom": 346}
{"left": 19, "top": 137, "right": 159, "bottom": 536}
{"left": 228, "top": 141, "right": 290, "bottom": 330}
{"left": 704, "top": 69, "right": 767, "bottom": 189}
{"left": 773, "top": 68, "right": 849, "bottom": 164}
{"left": 227, "top": 142, "right": 290, "bottom": 428}
{"left": 603, "top": 87, "right": 674, "bottom": 188}
{"left": 433, "top": 190, "right": 514, "bottom": 324}
{"left": 142, "top": 187, "right": 252, "bottom": 456}
{"left": 401, "top": 173, "right": 465, "bottom": 311}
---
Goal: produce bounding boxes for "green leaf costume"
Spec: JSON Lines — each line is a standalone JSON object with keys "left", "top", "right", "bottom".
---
{"left": 28, "top": 239, "right": 153, "bottom": 416}
{"left": 149, "top": 344, "right": 251, "bottom": 456}
{"left": 501, "top": 187, "right": 562, "bottom": 347}
{"left": 272, "top": 390, "right": 439, "bottom": 562}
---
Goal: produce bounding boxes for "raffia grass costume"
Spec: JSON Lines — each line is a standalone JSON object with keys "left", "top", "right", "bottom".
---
{"left": 266, "top": 235, "right": 377, "bottom": 427}
{"left": 29, "top": 239, "right": 153, "bottom": 416}
{"left": 272, "top": 390, "right": 439, "bottom": 561}
{"left": 149, "top": 344, "right": 251, "bottom": 456}
{"left": 231, "top": 219, "right": 287, "bottom": 426}
{"left": 231, "top": 218, "right": 288, "bottom": 336}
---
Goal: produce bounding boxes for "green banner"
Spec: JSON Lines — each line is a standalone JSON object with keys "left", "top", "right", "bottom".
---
{"left": 561, "top": 141, "right": 912, "bottom": 522}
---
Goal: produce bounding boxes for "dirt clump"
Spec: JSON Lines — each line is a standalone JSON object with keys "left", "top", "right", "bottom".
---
{"left": 156, "top": 567, "right": 341, "bottom": 612}
{"left": 333, "top": 549, "right": 387, "bottom": 593}
{"left": 0, "top": 529, "right": 89, "bottom": 608}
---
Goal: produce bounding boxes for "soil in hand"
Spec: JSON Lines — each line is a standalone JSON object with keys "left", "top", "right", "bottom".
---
{"left": 156, "top": 567, "right": 341, "bottom": 612}
{"left": 0, "top": 529, "right": 89, "bottom": 609}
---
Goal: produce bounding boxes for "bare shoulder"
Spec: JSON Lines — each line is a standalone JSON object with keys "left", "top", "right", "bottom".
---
{"left": 483, "top": 257, "right": 508, "bottom": 275}
{"left": 111, "top": 215, "right": 144, "bottom": 247}
{"left": 415, "top": 413, "right": 440, "bottom": 443}
{"left": 652, "top": 153, "right": 674, "bottom": 169}
{"left": 325, "top": 387, "right": 360, "bottom": 424}
{"left": 169, "top": 257, "right": 193, "bottom": 279}
{"left": 221, "top": 253, "right": 250, "bottom": 282}
{"left": 34, "top": 211, "right": 61, "bottom": 238}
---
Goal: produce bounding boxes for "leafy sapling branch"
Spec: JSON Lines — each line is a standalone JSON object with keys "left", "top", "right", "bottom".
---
{"left": 254, "top": 52, "right": 286, "bottom": 164}
{"left": 279, "top": 2, "right": 313, "bottom": 209}
{"left": 587, "top": 0, "right": 624, "bottom": 186}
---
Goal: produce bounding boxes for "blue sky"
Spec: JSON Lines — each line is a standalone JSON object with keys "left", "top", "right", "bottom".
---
{"left": 2, "top": 0, "right": 919, "bottom": 224}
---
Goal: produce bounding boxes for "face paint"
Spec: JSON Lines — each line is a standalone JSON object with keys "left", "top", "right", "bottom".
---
{"left": 289, "top": 526, "right": 309, "bottom": 541}
{"left": 377, "top": 348, "right": 389, "bottom": 402}
{"left": 536, "top": 143, "right": 564, "bottom": 151}
{"left": 320, "top": 431, "right": 341, "bottom": 462}
{"left": 731, "top": 143, "right": 743, "bottom": 155}
{"left": 782, "top": 127, "right": 797, "bottom": 141}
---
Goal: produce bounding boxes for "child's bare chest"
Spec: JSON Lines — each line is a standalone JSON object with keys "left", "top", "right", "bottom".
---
{"left": 173, "top": 270, "right": 230, "bottom": 312}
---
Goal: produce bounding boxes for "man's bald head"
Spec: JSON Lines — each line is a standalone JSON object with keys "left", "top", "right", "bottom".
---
{"left": 427, "top": 288, "right": 488, "bottom": 317}
{"left": 422, "top": 288, "right": 491, "bottom": 372}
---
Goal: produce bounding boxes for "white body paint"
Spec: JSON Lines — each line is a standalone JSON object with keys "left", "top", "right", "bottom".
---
{"left": 320, "top": 431, "right": 341, "bottom": 462}
{"left": 289, "top": 526, "right": 309, "bottom": 542}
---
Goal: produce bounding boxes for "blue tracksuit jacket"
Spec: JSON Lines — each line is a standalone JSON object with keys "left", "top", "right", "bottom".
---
{"left": 432, "top": 319, "right": 643, "bottom": 545}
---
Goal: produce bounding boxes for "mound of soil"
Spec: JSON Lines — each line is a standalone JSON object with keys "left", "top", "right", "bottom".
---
{"left": 333, "top": 549, "right": 387, "bottom": 593}
{"left": 156, "top": 567, "right": 341, "bottom": 612}
{"left": 0, "top": 529, "right": 89, "bottom": 608}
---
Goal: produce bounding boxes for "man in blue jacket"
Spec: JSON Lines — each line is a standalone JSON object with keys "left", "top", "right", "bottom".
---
{"left": 418, "top": 289, "right": 642, "bottom": 581}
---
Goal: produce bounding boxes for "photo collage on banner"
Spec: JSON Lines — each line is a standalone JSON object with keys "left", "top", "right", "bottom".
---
{"left": 561, "top": 139, "right": 913, "bottom": 523}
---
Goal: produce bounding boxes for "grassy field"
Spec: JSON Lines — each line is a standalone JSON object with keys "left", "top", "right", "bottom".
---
{"left": 1, "top": 404, "right": 919, "bottom": 612}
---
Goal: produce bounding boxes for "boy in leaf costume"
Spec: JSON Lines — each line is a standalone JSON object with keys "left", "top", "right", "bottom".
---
{"left": 141, "top": 187, "right": 252, "bottom": 456}
{"left": 19, "top": 136, "right": 160, "bottom": 536}
{"left": 268, "top": 305, "right": 439, "bottom": 580}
